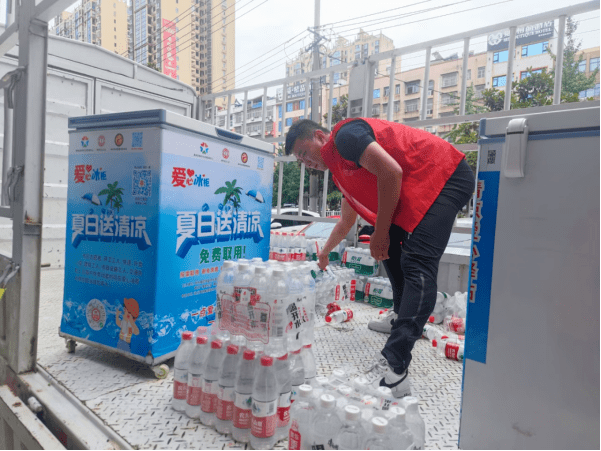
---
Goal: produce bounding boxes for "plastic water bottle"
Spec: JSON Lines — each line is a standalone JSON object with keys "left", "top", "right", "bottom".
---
{"left": 250, "top": 355, "right": 279, "bottom": 450}
{"left": 289, "top": 384, "right": 317, "bottom": 450}
{"left": 199, "top": 339, "right": 224, "bottom": 426}
{"left": 311, "top": 394, "right": 343, "bottom": 449}
{"left": 403, "top": 397, "right": 426, "bottom": 449}
{"left": 443, "top": 315, "right": 466, "bottom": 334}
{"left": 433, "top": 336, "right": 465, "bottom": 361}
{"left": 289, "top": 348, "right": 305, "bottom": 401}
{"left": 172, "top": 331, "right": 194, "bottom": 412}
{"left": 325, "top": 308, "right": 354, "bottom": 324}
{"left": 214, "top": 344, "right": 240, "bottom": 434}
{"left": 333, "top": 405, "right": 366, "bottom": 450}
{"left": 231, "top": 349, "right": 257, "bottom": 444}
{"left": 374, "top": 386, "right": 395, "bottom": 412}
{"left": 384, "top": 406, "right": 414, "bottom": 449}
{"left": 301, "top": 344, "right": 316, "bottom": 386}
{"left": 274, "top": 353, "right": 293, "bottom": 442}
{"left": 328, "top": 369, "right": 348, "bottom": 388}
{"left": 364, "top": 417, "right": 393, "bottom": 449}
{"left": 268, "top": 269, "right": 289, "bottom": 354}
{"left": 185, "top": 335, "right": 209, "bottom": 418}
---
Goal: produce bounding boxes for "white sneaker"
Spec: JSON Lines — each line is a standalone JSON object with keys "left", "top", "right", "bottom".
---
{"left": 368, "top": 309, "right": 397, "bottom": 334}
{"left": 364, "top": 357, "right": 412, "bottom": 398}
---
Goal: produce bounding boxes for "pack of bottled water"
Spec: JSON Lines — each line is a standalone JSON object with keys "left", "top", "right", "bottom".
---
{"left": 342, "top": 247, "right": 379, "bottom": 276}
{"left": 289, "top": 368, "right": 426, "bottom": 450}
{"left": 171, "top": 258, "right": 330, "bottom": 448}
{"left": 365, "top": 277, "right": 394, "bottom": 309}
{"left": 305, "top": 238, "right": 347, "bottom": 265}
{"left": 270, "top": 231, "right": 307, "bottom": 262}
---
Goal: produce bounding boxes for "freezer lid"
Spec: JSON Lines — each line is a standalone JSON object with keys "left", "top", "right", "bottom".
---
{"left": 479, "top": 106, "right": 599, "bottom": 139}
{"left": 68, "top": 109, "right": 275, "bottom": 155}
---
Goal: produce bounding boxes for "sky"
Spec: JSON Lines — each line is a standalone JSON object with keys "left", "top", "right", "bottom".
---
{"left": 232, "top": 0, "right": 600, "bottom": 97}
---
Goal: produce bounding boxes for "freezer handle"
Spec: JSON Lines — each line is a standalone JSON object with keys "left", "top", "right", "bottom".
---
{"left": 216, "top": 128, "right": 244, "bottom": 142}
{"left": 503, "top": 118, "right": 528, "bottom": 178}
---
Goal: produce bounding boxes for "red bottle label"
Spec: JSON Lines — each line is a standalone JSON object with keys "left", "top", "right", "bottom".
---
{"left": 250, "top": 399, "right": 277, "bottom": 438}
{"left": 187, "top": 385, "right": 202, "bottom": 406}
{"left": 289, "top": 423, "right": 301, "bottom": 450}
{"left": 350, "top": 280, "right": 356, "bottom": 301}
{"left": 216, "top": 386, "right": 235, "bottom": 420}
{"left": 173, "top": 380, "right": 187, "bottom": 400}
{"left": 445, "top": 342, "right": 461, "bottom": 360}
{"left": 201, "top": 380, "right": 217, "bottom": 413}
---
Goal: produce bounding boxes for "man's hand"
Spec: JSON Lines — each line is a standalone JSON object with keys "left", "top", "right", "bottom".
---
{"left": 317, "top": 250, "right": 330, "bottom": 270}
{"left": 370, "top": 229, "right": 390, "bottom": 261}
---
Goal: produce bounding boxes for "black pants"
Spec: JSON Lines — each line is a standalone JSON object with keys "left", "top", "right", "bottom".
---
{"left": 381, "top": 159, "right": 475, "bottom": 374}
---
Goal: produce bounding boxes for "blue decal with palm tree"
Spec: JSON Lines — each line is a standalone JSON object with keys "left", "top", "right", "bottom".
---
{"left": 98, "top": 181, "right": 124, "bottom": 213}
{"left": 214, "top": 179, "right": 243, "bottom": 214}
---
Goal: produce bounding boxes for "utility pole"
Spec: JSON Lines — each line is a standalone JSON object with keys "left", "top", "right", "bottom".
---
{"left": 309, "top": 0, "right": 320, "bottom": 212}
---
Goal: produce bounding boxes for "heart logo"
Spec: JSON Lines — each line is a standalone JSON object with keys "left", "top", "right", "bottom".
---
{"left": 86, "top": 165, "right": 92, "bottom": 172}
{"left": 187, "top": 169, "right": 194, "bottom": 177}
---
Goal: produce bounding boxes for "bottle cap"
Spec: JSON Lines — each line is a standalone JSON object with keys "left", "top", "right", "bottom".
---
{"left": 332, "top": 369, "right": 346, "bottom": 378}
{"left": 325, "top": 315, "right": 332, "bottom": 323}
{"left": 260, "top": 355, "right": 274, "bottom": 366}
{"left": 377, "top": 386, "right": 392, "bottom": 397}
{"left": 211, "top": 340, "right": 223, "bottom": 349}
{"left": 344, "top": 405, "right": 361, "bottom": 421}
{"left": 389, "top": 406, "right": 406, "bottom": 419}
{"left": 222, "top": 261, "right": 234, "bottom": 269}
{"left": 371, "top": 417, "right": 388, "bottom": 433}
{"left": 320, "top": 394, "right": 336, "bottom": 408}
{"left": 227, "top": 344, "right": 239, "bottom": 355}
{"left": 315, "top": 376, "right": 330, "bottom": 386}
{"left": 338, "top": 386, "right": 353, "bottom": 397}
{"left": 196, "top": 326, "right": 208, "bottom": 334}
{"left": 242, "top": 349, "right": 256, "bottom": 360}
{"left": 353, "top": 376, "right": 368, "bottom": 388}
{"left": 273, "top": 269, "right": 285, "bottom": 277}
{"left": 255, "top": 266, "right": 265, "bottom": 274}
{"left": 299, "top": 384, "right": 313, "bottom": 397}
{"left": 196, "top": 336, "right": 208, "bottom": 344}
{"left": 182, "top": 332, "right": 193, "bottom": 340}
{"left": 277, "top": 353, "right": 288, "bottom": 361}
{"left": 238, "top": 263, "right": 249, "bottom": 272}
{"left": 432, "top": 339, "right": 437, "bottom": 347}
{"left": 429, "top": 315, "right": 435, "bottom": 323}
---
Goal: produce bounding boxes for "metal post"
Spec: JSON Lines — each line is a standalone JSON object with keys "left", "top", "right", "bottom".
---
{"left": 281, "top": 82, "right": 287, "bottom": 134}
{"left": 460, "top": 38, "right": 470, "bottom": 116}
{"left": 261, "top": 87, "right": 267, "bottom": 139}
{"left": 298, "top": 163, "right": 305, "bottom": 215}
{"left": 304, "top": 78, "right": 310, "bottom": 118}
{"left": 309, "top": 0, "right": 321, "bottom": 213}
{"left": 387, "top": 56, "right": 396, "bottom": 121}
{"left": 242, "top": 90, "right": 248, "bottom": 134}
{"left": 327, "top": 72, "right": 334, "bottom": 129}
{"left": 10, "top": 1, "right": 48, "bottom": 373}
{"left": 420, "top": 47, "right": 432, "bottom": 121}
{"left": 2, "top": 89, "right": 13, "bottom": 206}
{"left": 226, "top": 93, "right": 231, "bottom": 130}
{"left": 277, "top": 161, "right": 283, "bottom": 215}
{"left": 504, "top": 26, "right": 517, "bottom": 111}
{"left": 553, "top": 15, "right": 567, "bottom": 105}
{"left": 321, "top": 169, "right": 329, "bottom": 217}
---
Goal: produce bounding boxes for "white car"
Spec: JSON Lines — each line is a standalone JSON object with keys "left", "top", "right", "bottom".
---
{"left": 271, "top": 207, "right": 321, "bottom": 233}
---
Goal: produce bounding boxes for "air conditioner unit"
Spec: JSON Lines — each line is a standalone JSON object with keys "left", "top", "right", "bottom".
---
{"left": 350, "top": 106, "right": 362, "bottom": 115}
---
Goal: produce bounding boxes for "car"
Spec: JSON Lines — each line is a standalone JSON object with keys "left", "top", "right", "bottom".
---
{"left": 271, "top": 207, "right": 321, "bottom": 232}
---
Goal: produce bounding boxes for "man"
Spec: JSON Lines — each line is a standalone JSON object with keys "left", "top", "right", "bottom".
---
{"left": 286, "top": 118, "right": 474, "bottom": 398}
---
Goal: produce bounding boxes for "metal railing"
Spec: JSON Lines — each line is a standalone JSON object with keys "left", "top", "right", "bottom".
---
{"left": 199, "top": 1, "right": 598, "bottom": 236}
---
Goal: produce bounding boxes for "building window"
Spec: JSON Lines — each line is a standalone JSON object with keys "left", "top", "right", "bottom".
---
{"left": 426, "top": 98, "right": 433, "bottom": 115}
{"left": 394, "top": 100, "right": 400, "bottom": 113}
{"left": 520, "top": 68, "right": 543, "bottom": 79}
{"left": 493, "top": 50, "right": 508, "bottom": 63}
{"left": 428, "top": 80, "right": 434, "bottom": 96}
{"left": 492, "top": 75, "right": 506, "bottom": 87}
{"left": 405, "top": 99, "right": 419, "bottom": 113}
{"left": 579, "top": 83, "right": 600, "bottom": 99}
{"left": 286, "top": 102, "right": 293, "bottom": 112}
{"left": 475, "top": 84, "right": 485, "bottom": 98}
{"left": 467, "top": 69, "right": 471, "bottom": 80}
{"left": 384, "top": 86, "right": 390, "bottom": 97}
{"left": 278, "top": 106, "right": 282, "bottom": 118}
{"left": 395, "top": 84, "right": 401, "bottom": 95}
{"left": 405, "top": 81, "right": 420, "bottom": 95}
{"left": 372, "top": 104, "right": 380, "bottom": 116}
{"left": 590, "top": 57, "right": 600, "bottom": 72}
{"left": 300, "top": 100, "right": 305, "bottom": 110}
{"left": 278, "top": 122, "right": 282, "bottom": 132}
{"left": 521, "top": 41, "right": 548, "bottom": 57}
{"left": 286, "top": 118, "right": 293, "bottom": 126}
{"left": 373, "top": 89, "right": 380, "bottom": 99}
{"left": 477, "top": 66, "right": 485, "bottom": 78}
{"left": 578, "top": 60, "right": 587, "bottom": 72}
{"left": 441, "top": 92, "right": 457, "bottom": 106}
{"left": 441, "top": 72, "right": 458, "bottom": 88}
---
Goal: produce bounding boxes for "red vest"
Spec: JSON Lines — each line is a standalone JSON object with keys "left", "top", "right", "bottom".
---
{"left": 321, "top": 118, "right": 465, "bottom": 232}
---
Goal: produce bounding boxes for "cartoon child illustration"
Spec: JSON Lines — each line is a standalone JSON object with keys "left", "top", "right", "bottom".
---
{"left": 115, "top": 297, "right": 140, "bottom": 353}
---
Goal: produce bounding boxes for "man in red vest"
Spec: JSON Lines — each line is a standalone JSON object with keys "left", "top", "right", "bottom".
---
{"left": 286, "top": 118, "right": 474, "bottom": 398}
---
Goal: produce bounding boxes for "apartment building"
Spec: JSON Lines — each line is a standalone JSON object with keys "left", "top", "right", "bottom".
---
{"left": 214, "top": 96, "right": 278, "bottom": 139}
{"left": 53, "top": 0, "right": 128, "bottom": 55}
{"left": 129, "top": 0, "right": 235, "bottom": 96}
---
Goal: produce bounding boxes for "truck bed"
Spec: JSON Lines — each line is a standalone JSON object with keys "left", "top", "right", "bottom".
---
{"left": 38, "top": 268, "right": 462, "bottom": 449}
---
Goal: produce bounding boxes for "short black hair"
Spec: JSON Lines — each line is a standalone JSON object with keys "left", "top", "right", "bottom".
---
{"left": 284, "top": 119, "right": 329, "bottom": 155}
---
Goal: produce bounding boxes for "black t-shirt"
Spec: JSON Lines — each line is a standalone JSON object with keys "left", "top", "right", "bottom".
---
{"left": 334, "top": 119, "right": 375, "bottom": 167}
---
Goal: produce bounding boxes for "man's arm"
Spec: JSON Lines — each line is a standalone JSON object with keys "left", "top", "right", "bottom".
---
{"left": 358, "top": 141, "right": 403, "bottom": 261}
{"left": 317, "top": 197, "right": 357, "bottom": 269}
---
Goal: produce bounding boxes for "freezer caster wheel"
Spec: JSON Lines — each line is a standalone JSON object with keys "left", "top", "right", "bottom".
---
{"left": 152, "top": 364, "right": 169, "bottom": 379}
{"left": 66, "top": 339, "right": 77, "bottom": 353}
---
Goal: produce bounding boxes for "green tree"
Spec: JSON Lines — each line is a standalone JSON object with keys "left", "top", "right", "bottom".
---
{"left": 548, "top": 16, "right": 599, "bottom": 101}
{"left": 512, "top": 68, "right": 554, "bottom": 108}
{"left": 272, "top": 144, "right": 309, "bottom": 207}
{"left": 322, "top": 94, "right": 348, "bottom": 125}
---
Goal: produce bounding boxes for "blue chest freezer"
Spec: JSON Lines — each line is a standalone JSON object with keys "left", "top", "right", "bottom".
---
{"left": 60, "top": 110, "right": 274, "bottom": 367}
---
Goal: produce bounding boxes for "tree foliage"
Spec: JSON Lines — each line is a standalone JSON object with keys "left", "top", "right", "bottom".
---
{"left": 322, "top": 94, "right": 348, "bottom": 126}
